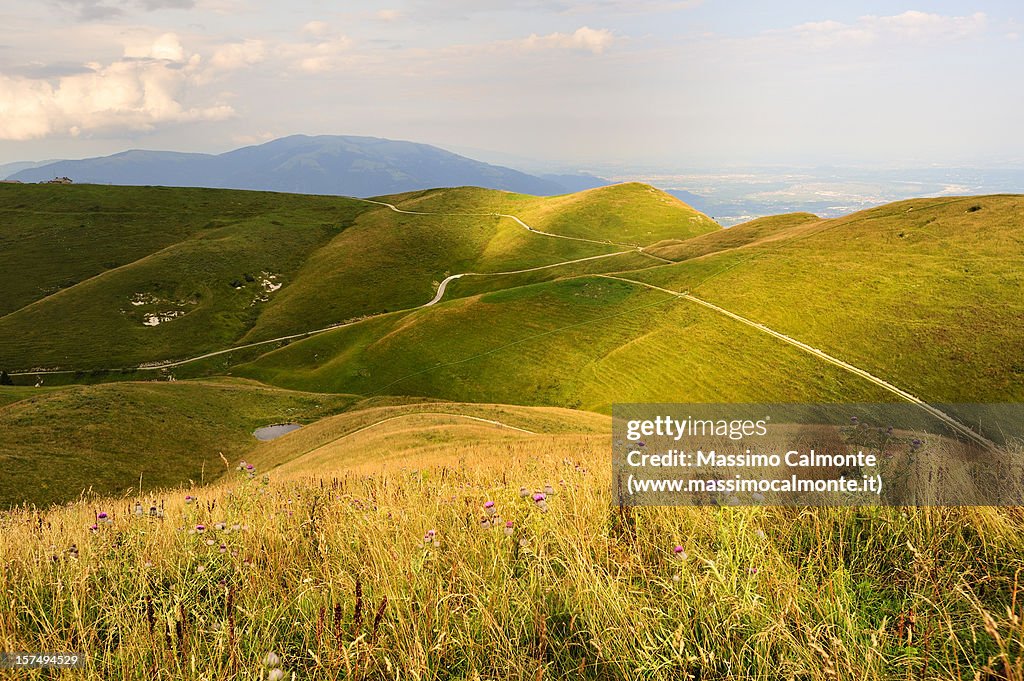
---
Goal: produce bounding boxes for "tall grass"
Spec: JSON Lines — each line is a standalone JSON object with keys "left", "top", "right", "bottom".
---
{"left": 2, "top": 436, "right": 1023, "bottom": 679}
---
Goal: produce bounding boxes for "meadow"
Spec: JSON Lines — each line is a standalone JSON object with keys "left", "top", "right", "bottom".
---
{"left": 2, "top": 407, "right": 1022, "bottom": 680}
{"left": 2, "top": 183, "right": 1023, "bottom": 679}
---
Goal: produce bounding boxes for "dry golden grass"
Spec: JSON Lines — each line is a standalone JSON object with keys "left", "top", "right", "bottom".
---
{"left": 3, "top": 410, "right": 1024, "bottom": 679}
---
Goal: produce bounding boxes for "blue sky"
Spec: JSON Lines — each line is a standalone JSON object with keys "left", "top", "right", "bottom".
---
{"left": 1, "top": 1, "right": 1022, "bottom": 168}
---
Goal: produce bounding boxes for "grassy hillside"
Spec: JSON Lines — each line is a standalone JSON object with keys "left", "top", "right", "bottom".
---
{"left": 625, "top": 195, "right": 1024, "bottom": 401}
{"left": 647, "top": 212, "right": 819, "bottom": 261}
{"left": 235, "top": 276, "right": 894, "bottom": 409}
{"left": 0, "top": 184, "right": 366, "bottom": 318}
{"left": 381, "top": 182, "right": 720, "bottom": 244}
{"left": 0, "top": 182, "right": 712, "bottom": 371}
{"left": 242, "top": 209, "right": 622, "bottom": 343}
{"left": 0, "top": 185, "right": 370, "bottom": 370}
{"left": 3, "top": 410, "right": 1022, "bottom": 679}
{"left": 0, "top": 379, "right": 356, "bottom": 507}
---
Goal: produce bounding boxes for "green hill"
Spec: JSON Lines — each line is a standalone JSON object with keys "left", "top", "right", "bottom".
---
{"left": 626, "top": 195, "right": 1024, "bottom": 402}
{"left": 2, "top": 186, "right": 1023, "bottom": 507}
{"left": 0, "top": 380, "right": 355, "bottom": 507}
{"left": 231, "top": 196, "right": 1024, "bottom": 406}
{"left": 0, "top": 182, "right": 714, "bottom": 371}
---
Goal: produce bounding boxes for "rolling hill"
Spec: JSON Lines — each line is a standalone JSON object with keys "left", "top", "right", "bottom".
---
{"left": 1, "top": 182, "right": 1022, "bottom": 508}
{"left": 0, "top": 379, "right": 356, "bottom": 507}
{"left": 5, "top": 135, "right": 607, "bottom": 197}
{"left": 0, "top": 182, "right": 711, "bottom": 371}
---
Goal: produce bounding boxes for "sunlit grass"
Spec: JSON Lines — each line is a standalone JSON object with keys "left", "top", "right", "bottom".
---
{"left": 3, "top": 432, "right": 1023, "bottom": 680}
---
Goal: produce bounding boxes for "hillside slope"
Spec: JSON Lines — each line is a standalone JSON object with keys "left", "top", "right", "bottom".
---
{"left": 626, "top": 195, "right": 1024, "bottom": 401}
{"left": 0, "top": 380, "right": 355, "bottom": 507}
{"left": 233, "top": 195, "right": 1024, "bottom": 406}
{"left": 0, "top": 182, "right": 710, "bottom": 370}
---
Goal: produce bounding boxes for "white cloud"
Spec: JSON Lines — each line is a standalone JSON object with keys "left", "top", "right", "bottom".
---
{"left": 782, "top": 11, "right": 988, "bottom": 49}
{"left": 123, "top": 32, "right": 186, "bottom": 61}
{"left": 281, "top": 26, "right": 353, "bottom": 73}
{"left": 519, "top": 26, "right": 616, "bottom": 54}
{"left": 0, "top": 34, "right": 233, "bottom": 140}
{"left": 208, "top": 39, "right": 265, "bottom": 71}
{"left": 302, "top": 20, "right": 330, "bottom": 37}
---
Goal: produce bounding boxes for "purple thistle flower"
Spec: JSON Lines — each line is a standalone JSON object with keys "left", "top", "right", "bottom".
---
{"left": 673, "top": 545, "right": 684, "bottom": 554}
{"left": 196, "top": 524, "right": 206, "bottom": 533}
{"left": 850, "top": 416, "right": 858, "bottom": 424}
{"left": 185, "top": 495, "right": 194, "bottom": 504}
{"left": 97, "top": 512, "right": 108, "bottom": 520}
{"left": 89, "top": 524, "right": 98, "bottom": 532}
{"left": 532, "top": 493, "right": 546, "bottom": 502}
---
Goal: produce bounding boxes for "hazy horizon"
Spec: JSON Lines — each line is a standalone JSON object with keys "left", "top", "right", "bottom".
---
{"left": 2, "top": 1, "right": 1024, "bottom": 169}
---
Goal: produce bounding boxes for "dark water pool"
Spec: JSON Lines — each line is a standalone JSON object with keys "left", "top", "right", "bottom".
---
{"left": 253, "top": 423, "right": 302, "bottom": 441}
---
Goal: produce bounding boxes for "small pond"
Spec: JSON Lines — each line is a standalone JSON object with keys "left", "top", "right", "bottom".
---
{"left": 253, "top": 423, "right": 302, "bottom": 441}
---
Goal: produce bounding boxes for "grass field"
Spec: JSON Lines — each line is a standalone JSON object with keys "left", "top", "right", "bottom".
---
{"left": 2, "top": 407, "right": 1022, "bottom": 679}
{"left": 0, "top": 182, "right": 713, "bottom": 372}
{"left": 2, "top": 183, "right": 1024, "bottom": 679}
{"left": 0, "top": 380, "right": 356, "bottom": 507}
{"left": 624, "top": 195, "right": 1024, "bottom": 402}
{"left": 233, "top": 276, "right": 895, "bottom": 409}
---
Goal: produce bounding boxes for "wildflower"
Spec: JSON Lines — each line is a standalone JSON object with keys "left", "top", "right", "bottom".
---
{"left": 196, "top": 565, "right": 206, "bottom": 573}
{"left": 423, "top": 529, "right": 440, "bottom": 547}
{"left": 519, "top": 487, "right": 529, "bottom": 498}
{"left": 480, "top": 517, "right": 492, "bottom": 529}
{"left": 887, "top": 426, "right": 894, "bottom": 434}
{"left": 532, "top": 493, "right": 548, "bottom": 513}
{"left": 196, "top": 524, "right": 206, "bottom": 533}
{"left": 268, "top": 670, "right": 285, "bottom": 681}
{"left": 185, "top": 495, "right": 195, "bottom": 504}
{"left": 673, "top": 545, "right": 687, "bottom": 560}
{"left": 543, "top": 484, "right": 554, "bottom": 496}
{"left": 749, "top": 567, "right": 759, "bottom": 575}
{"left": 89, "top": 524, "right": 98, "bottom": 532}
{"left": 504, "top": 520, "right": 514, "bottom": 536}
{"left": 755, "top": 529, "right": 766, "bottom": 539}
{"left": 206, "top": 539, "right": 216, "bottom": 546}
{"left": 97, "top": 512, "right": 109, "bottom": 522}
{"left": 214, "top": 522, "right": 226, "bottom": 531}
{"left": 850, "top": 416, "right": 859, "bottom": 425}
{"left": 134, "top": 502, "right": 144, "bottom": 516}
{"left": 149, "top": 504, "right": 158, "bottom": 517}
{"left": 230, "top": 524, "right": 241, "bottom": 532}
{"left": 637, "top": 441, "right": 646, "bottom": 447}
{"left": 484, "top": 501, "right": 496, "bottom": 517}
{"left": 264, "top": 652, "right": 281, "bottom": 669}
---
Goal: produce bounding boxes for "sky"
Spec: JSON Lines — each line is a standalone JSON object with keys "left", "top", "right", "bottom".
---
{"left": 1, "top": 0, "right": 1022, "bottom": 168}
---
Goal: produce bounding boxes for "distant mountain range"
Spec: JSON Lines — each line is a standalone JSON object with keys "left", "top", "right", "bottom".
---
{"left": 3, "top": 135, "right": 609, "bottom": 197}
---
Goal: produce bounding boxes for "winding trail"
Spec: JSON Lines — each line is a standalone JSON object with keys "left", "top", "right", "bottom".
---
{"left": 9, "top": 202, "right": 639, "bottom": 376}
{"left": 7, "top": 197, "right": 992, "bottom": 448}
{"left": 599, "top": 275, "right": 992, "bottom": 447}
